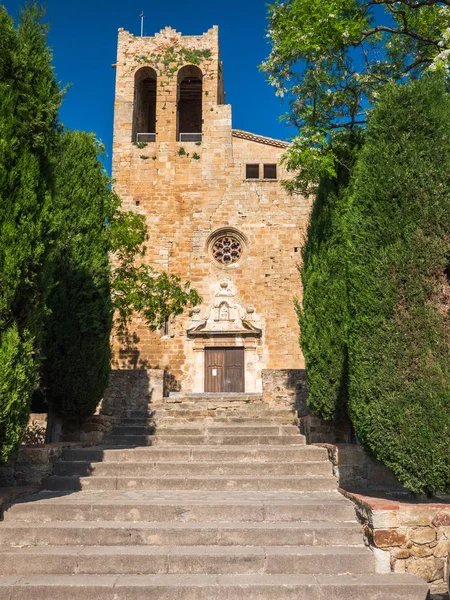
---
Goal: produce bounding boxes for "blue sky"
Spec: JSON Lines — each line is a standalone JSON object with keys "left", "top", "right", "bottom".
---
{"left": 3, "top": 0, "right": 291, "bottom": 174}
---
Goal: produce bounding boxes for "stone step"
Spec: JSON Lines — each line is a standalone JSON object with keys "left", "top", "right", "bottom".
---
{"left": 128, "top": 406, "right": 294, "bottom": 419}
{"left": 0, "top": 545, "right": 375, "bottom": 575}
{"left": 0, "top": 521, "right": 366, "bottom": 547}
{"left": 110, "top": 425, "right": 155, "bottom": 436}
{"left": 166, "top": 393, "right": 264, "bottom": 401}
{"left": 3, "top": 491, "right": 357, "bottom": 523}
{"left": 103, "top": 434, "right": 306, "bottom": 447}
{"left": 110, "top": 425, "right": 300, "bottom": 437}
{"left": 154, "top": 407, "right": 296, "bottom": 418}
{"left": 151, "top": 435, "right": 306, "bottom": 446}
{"left": 155, "top": 415, "right": 298, "bottom": 424}
{"left": 0, "top": 573, "right": 430, "bottom": 599}
{"left": 42, "top": 474, "right": 336, "bottom": 492}
{"left": 162, "top": 425, "right": 300, "bottom": 435}
{"left": 155, "top": 403, "right": 276, "bottom": 413}
{"left": 53, "top": 460, "right": 332, "bottom": 478}
{"left": 61, "top": 445, "right": 328, "bottom": 463}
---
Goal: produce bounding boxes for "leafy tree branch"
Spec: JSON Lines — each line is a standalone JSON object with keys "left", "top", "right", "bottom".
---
{"left": 262, "top": 0, "right": 450, "bottom": 192}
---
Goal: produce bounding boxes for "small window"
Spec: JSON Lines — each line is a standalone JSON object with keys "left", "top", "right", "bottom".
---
{"left": 264, "top": 164, "right": 277, "bottom": 179}
{"left": 246, "top": 164, "right": 260, "bottom": 179}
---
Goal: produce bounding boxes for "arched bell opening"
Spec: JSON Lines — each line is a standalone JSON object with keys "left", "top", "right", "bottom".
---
{"left": 133, "top": 67, "right": 157, "bottom": 143}
{"left": 177, "top": 65, "right": 203, "bottom": 143}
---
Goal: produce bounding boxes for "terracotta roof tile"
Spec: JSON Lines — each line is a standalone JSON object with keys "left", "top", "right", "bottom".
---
{"left": 232, "top": 129, "right": 290, "bottom": 149}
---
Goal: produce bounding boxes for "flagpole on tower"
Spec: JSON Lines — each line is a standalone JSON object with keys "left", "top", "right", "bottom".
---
{"left": 140, "top": 12, "right": 145, "bottom": 37}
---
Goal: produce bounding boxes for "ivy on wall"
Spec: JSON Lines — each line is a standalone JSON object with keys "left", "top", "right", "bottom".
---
{"left": 129, "top": 46, "right": 213, "bottom": 85}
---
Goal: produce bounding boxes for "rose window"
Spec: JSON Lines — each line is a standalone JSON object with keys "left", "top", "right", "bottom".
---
{"left": 212, "top": 236, "right": 243, "bottom": 265}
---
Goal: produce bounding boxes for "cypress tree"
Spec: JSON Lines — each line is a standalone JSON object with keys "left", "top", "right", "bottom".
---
{"left": 347, "top": 78, "right": 450, "bottom": 495}
{"left": 41, "top": 130, "right": 114, "bottom": 419}
{"left": 0, "top": 3, "right": 61, "bottom": 462}
{"left": 298, "top": 139, "right": 362, "bottom": 423}
{"left": 298, "top": 173, "right": 350, "bottom": 421}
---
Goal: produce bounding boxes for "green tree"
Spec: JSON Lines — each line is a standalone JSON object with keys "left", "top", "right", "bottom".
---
{"left": 297, "top": 164, "right": 352, "bottom": 422}
{"left": 110, "top": 210, "right": 201, "bottom": 335}
{"left": 263, "top": 0, "right": 450, "bottom": 192}
{"left": 0, "top": 3, "right": 62, "bottom": 462}
{"left": 347, "top": 77, "right": 450, "bottom": 495}
{"left": 41, "top": 131, "right": 114, "bottom": 419}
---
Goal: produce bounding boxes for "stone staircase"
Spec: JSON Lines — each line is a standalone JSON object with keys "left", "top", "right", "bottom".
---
{"left": 0, "top": 393, "right": 429, "bottom": 598}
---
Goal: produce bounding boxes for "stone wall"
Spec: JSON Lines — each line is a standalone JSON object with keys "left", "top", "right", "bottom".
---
{"left": 101, "top": 369, "right": 164, "bottom": 418}
{"left": 0, "top": 445, "right": 72, "bottom": 488}
{"left": 21, "top": 414, "right": 48, "bottom": 446}
{"left": 299, "top": 414, "right": 354, "bottom": 444}
{"left": 320, "top": 443, "right": 411, "bottom": 496}
{"left": 0, "top": 413, "right": 119, "bottom": 488}
{"left": 262, "top": 369, "right": 308, "bottom": 413}
{"left": 342, "top": 490, "right": 450, "bottom": 594}
{"left": 60, "top": 415, "right": 117, "bottom": 444}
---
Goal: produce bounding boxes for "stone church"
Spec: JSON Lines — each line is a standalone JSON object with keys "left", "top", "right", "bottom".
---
{"left": 111, "top": 25, "right": 311, "bottom": 394}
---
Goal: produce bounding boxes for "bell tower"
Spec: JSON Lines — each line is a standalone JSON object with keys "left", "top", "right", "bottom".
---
{"left": 112, "top": 25, "right": 229, "bottom": 158}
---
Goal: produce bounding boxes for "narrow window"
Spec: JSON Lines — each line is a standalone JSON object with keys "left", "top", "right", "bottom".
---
{"left": 133, "top": 67, "right": 157, "bottom": 143}
{"left": 246, "top": 164, "right": 260, "bottom": 179}
{"left": 177, "top": 65, "right": 203, "bottom": 142}
{"left": 264, "top": 164, "right": 277, "bottom": 179}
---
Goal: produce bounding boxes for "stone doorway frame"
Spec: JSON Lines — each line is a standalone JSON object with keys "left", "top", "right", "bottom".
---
{"left": 186, "top": 280, "right": 263, "bottom": 394}
{"left": 188, "top": 333, "right": 261, "bottom": 393}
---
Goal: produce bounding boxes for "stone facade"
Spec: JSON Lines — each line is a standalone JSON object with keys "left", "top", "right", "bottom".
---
{"left": 111, "top": 26, "right": 310, "bottom": 393}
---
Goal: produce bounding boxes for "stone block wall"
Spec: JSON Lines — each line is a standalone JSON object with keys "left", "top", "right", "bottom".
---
{"left": 21, "top": 414, "right": 48, "bottom": 445}
{"left": 1, "top": 445, "right": 68, "bottom": 488}
{"left": 342, "top": 490, "right": 450, "bottom": 594}
{"left": 299, "top": 414, "right": 354, "bottom": 444}
{"left": 101, "top": 369, "right": 164, "bottom": 418}
{"left": 262, "top": 369, "right": 308, "bottom": 413}
{"left": 60, "top": 415, "right": 117, "bottom": 444}
{"left": 320, "top": 443, "right": 410, "bottom": 496}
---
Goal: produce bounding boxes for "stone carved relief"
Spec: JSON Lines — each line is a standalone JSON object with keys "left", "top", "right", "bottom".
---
{"left": 188, "top": 280, "right": 262, "bottom": 336}
{"left": 218, "top": 302, "right": 230, "bottom": 321}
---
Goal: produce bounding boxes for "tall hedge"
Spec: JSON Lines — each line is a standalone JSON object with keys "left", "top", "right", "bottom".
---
{"left": 298, "top": 171, "right": 350, "bottom": 421}
{"left": 347, "top": 77, "right": 450, "bottom": 495}
{"left": 0, "top": 4, "right": 61, "bottom": 462}
{"left": 41, "top": 130, "right": 114, "bottom": 419}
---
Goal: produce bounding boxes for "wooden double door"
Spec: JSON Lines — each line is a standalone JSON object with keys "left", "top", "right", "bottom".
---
{"left": 205, "top": 347, "right": 245, "bottom": 393}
